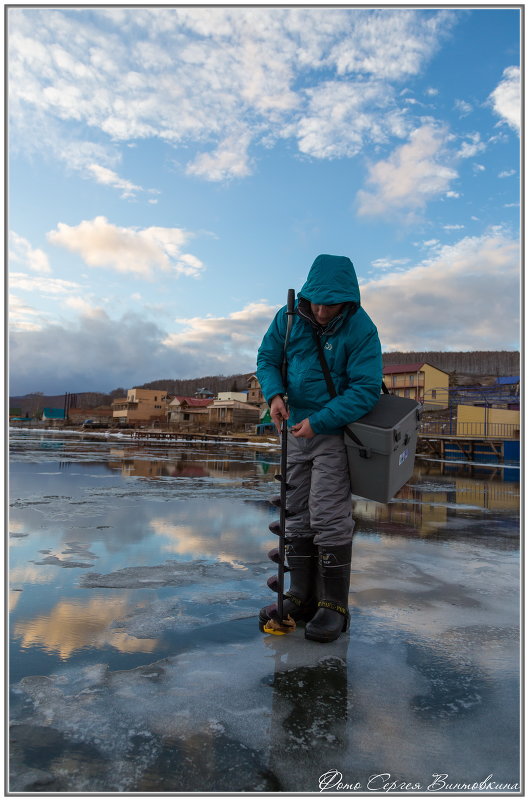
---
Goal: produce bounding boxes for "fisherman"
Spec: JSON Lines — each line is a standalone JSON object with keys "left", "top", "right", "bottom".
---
{"left": 256, "top": 254, "right": 382, "bottom": 642}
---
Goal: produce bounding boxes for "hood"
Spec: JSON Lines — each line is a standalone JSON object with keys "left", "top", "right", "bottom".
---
{"left": 298, "top": 254, "right": 360, "bottom": 306}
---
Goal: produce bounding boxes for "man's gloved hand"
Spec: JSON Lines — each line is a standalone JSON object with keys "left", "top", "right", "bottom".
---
{"left": 291, "top": 418, "right": 315, "bottom": 439}
{"left": 270, "top": 394, "right": 289, "bottom": 433}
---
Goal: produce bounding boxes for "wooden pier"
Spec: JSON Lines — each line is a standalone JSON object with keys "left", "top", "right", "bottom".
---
{"left": 418, "top": 434, "right": 519, "bottom": 464}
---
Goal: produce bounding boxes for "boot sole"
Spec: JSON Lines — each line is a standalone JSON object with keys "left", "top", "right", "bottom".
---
{"left": 304, "top": 615, "right": 350, "bottom": 642}
{"left": 304, "top": 629, "right": 343, "bottom": 642}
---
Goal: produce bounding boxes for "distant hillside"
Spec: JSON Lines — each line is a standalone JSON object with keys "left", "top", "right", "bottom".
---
{"left": 9, "top": 377, "right": 252, "bottom": 415}
{"left": 383, "top": 351, "right": 519, "bottom": 376}
{"left": 139, "top": 374, "right": 252, "bottom": 396}
{"left": 10, "top": 353, "right": 520, "bottom": 414}
{"left": 9, "top": 391, "right": 119, "bottom": 417}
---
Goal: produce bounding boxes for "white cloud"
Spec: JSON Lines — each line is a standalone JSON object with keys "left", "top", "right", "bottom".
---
{"left": 457, "top": 132, "right": 485, "bottom": 159}
{"left": 445, "top": 191, "right": 460, "bottom": 198}
{"left": 371, "top": 257, "right": 410, "bottom": 271}
{"left": 357, "top": 124, "right": 457, "bottom": 217}
{"left": 186, "top": 132, "right": 253, "bottom": 182}
{"left": 329, "top": 9, "right": 454, "bottom": 80}
{"left": 64, "top": 296, "right": 104, "bottom": 317}
{"left": 9, "top": 293, "right": 48, "bottom": 331}
{"left": 473, "top": 164, "right": 486, "bottom": 173}
{"left": 361, "top": 229, "right": 519, "bottom": 350}
{"left": 164, "top": 301, "right": 279, "bottom": 365}
{"left": 489, "top": 66, "right": 520, "bottom": 133}
{"left": 295, "top": 80, "right": 409, "bottom": 159}
{"left": 499, "top": 169, "right": 516, "bottom": 178}
{"left": 87, "top": 164, "right": 142, "bottom": 198}
{"left": 454, "top": 99, "right": 472, "bottom": 116}
{"left": 425, "top": 87, "right": 438, "bottom": 96}
{"left": 47, "top": 216, "right": 204, "bottom": 279}
{"left": 443, "top": 224, "right": 464, "bottom": 230}
{"left": 9, "top": 231, "right": 51, "bottom": 274}
{"left": 8, "top": 7, "right": 457, "bottom": 181}
{"left": 9, "top": 272, "right": 82, "bottom": 295}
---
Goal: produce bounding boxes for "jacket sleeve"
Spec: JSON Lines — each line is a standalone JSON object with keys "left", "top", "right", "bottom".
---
{"left": 256, "top": 306, "right": 288, "bottom": 405}
{"left": 308, "top": 325, "right": 383, "bottom": 434}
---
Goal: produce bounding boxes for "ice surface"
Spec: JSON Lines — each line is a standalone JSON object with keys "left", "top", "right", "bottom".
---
{"left": 79, "top": 559, "right": 249, "bottom": 589}
{"left": 9, "top": 430, "right": 520, "bottom": 793}
{"left": 33, "top": 555, "right": 95, "bottom": 569}
{"left": 11, "top": 611, "right": 520, "bottom": 793}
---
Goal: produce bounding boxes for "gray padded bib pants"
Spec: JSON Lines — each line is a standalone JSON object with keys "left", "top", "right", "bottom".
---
{"left": 285, "top": 432, "right": 354, "bottom": 546}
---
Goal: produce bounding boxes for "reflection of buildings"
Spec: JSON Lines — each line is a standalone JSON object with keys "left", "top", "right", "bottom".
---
{"left": 107, "top": 452, "right": 257, "bottom": 480}
{"left": 352, "top": 462, "right": 519, "bottom": 542}
{"left": 13, "top": 597, "right": 159, "bottom": 659}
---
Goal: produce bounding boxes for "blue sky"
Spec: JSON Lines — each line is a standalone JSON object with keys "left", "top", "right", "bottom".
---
{"left": 8, "top": 6, "right": 520, "bottom": 395}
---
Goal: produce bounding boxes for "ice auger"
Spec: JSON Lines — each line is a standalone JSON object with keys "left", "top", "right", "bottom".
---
{"left": 262, "top": 288, "right": 297, "bottom": 636}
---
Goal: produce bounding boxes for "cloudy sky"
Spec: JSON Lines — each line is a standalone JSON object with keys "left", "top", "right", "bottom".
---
{"left": 8, "top": 6, "right": 520, "bottom": 395}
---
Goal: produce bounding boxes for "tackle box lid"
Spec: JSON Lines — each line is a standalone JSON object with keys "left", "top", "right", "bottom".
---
{"left": 352, "top": 394, "right": 419, "bottom": 430}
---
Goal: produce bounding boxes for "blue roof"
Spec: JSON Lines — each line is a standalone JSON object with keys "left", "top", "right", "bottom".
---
{"left": 496, "top": 376, "right": 519, "bottom": 385}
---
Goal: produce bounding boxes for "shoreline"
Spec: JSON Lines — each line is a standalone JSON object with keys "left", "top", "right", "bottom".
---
{"left": 9, "top": 425, "right": 280, "bottom": 449}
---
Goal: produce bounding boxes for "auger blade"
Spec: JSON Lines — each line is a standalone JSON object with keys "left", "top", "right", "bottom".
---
{"left": 274, "top": 475, "right": 295, "bottom": 490}
{"left": 268, "top": 496, "right": 293, "bottom": 516}
{"left": 266, "top": 575, "right": 281, "bottom": 593}
{"left": 267, "top": 547, "right": 290, "bottom": 570}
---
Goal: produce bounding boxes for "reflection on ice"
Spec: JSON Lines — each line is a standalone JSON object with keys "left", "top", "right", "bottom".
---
{"left": 13, "top": 596, "right": 160, "bottom": 659}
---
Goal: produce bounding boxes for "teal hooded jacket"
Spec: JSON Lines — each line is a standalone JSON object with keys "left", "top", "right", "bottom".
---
{"left": 256, "top": 254, "right": 382, "bottom": 435}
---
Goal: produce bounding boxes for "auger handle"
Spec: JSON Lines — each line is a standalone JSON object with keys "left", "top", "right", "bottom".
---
{"left": 277, "top": 288, "right": 295, "bottom": 622}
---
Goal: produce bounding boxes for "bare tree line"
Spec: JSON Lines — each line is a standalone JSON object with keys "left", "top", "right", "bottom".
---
{"left": 383, "top": 351, "right": 519, "bottom": 376}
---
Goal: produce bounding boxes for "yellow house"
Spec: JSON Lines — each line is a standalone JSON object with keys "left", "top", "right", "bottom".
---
{"left": 383, "top": 362, "right": 449, "bottom": 409}
{"left": 112, "top": 388, "right": 169, "bottom": 426}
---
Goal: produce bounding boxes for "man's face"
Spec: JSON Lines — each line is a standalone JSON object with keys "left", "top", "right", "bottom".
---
{"left": 310, "top": 302, "right": 345, "bottom": 326}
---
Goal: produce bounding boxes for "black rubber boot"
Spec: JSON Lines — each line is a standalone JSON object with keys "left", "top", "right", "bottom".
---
{"left": 259, "top": 538, "right": 317, "bottom": 631}
{"left": 304, "top": 542, "right": 352, "bottom": 643}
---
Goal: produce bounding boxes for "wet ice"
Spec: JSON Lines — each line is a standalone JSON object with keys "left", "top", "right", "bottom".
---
{"left": 9, "top": 429, "right": 520, "bottom": 793}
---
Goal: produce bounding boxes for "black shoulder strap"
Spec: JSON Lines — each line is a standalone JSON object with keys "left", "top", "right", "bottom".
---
{"left": 311, "top": 328, "right": 337, "bottom": 398}
{"left": 310, "top": 328, "right": 391, "bottom": 452}
{"left": 310, "top": 329, "right": 366, "bottom": 448}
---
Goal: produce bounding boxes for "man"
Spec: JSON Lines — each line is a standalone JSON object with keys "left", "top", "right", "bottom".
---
{"left": 256, "top": 254, "right": 382, "bottom": 642}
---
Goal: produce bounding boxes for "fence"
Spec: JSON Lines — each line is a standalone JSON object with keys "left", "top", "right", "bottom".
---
{"left": 420, "top": 421, "right": 519, "bottom": 439}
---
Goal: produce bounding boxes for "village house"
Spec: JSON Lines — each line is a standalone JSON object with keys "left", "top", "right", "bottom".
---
{"left": 216, "top": 391, "right": 249, "bottom": 402}
{"left": 246, "top": 375, "right": 265, "bottom": 405}
{"left": 208, "top": 398, "right": 260, "bottom": 432}
{"left": 167, "top": 396, "right": 211, "bottom": 429}
{"left": 112, "top": 388, "right": 170, "bottom": 426}
{"left": 383, "top": 362, "right": 450, "bottom": 409}
{"left": 194, "top": 387, "right": 215, "bottom": 399}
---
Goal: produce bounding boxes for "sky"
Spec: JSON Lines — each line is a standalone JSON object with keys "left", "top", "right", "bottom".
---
{"left": 8, "top": 5, "right": 521, "bottom": 396}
